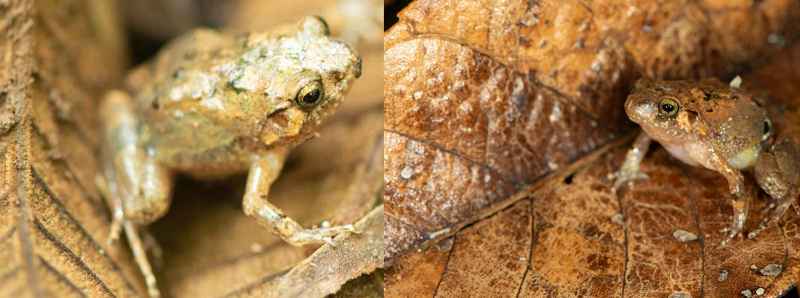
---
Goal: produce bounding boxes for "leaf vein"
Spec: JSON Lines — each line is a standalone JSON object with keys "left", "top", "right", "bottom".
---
{"left": 31, "top": 167, "right": 139, "bottom": 294}
{"left": 39, "top": 255, "right": 87, "bottom": 298}
{"left": 33, "top": 219, "right": 116, "bottom": 298}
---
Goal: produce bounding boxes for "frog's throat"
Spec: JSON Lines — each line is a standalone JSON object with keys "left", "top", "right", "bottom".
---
{"left": 259, "top": 107, "right": 305, "bottom": 145}
{"left": 728, "top": 144, "right": 761, "bottom": 170}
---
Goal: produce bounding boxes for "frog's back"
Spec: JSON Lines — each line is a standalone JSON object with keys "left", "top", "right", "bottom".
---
{"left": 114, "top": 17, "right": 361, "bottom": 178}
{"left": 680, "top": 79, "right": 769, "bottom": 164}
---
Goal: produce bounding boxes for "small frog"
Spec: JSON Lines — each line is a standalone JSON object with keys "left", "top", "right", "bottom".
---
{"left": 96, "top": 16, "right": 361, "bottom": 297}
{"left": 613, "top": 78, "right": 799, "bottom": 246}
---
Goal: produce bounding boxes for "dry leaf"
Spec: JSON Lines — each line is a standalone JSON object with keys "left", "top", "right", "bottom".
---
{"left": 1, "top": 0, "right": 144, "bottom": 297}
{"left": 333, "top": 269, "right": 384, "bottom": 298}
{"left": 385, "top": 8, "right": 800, "bottom": 298}
{"left": 384, "top": 0, "right": 800, "bottom": 267}
{"left": 225, "top": 206, "right": 383, "bottom": 298}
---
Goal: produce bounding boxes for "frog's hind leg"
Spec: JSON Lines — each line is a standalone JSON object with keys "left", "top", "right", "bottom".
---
{"left": 750, "top": 138, "right": 800, "bottom": 239}
{"left": 242, "top": 149, "right": 356, "bottom": 246}
{"left": 98, "top": 91, "right": 173, "bottom": 297}
{"left": 124, "top": 222, "right": 160, "bottom": 297}
{"left": 96, "top": 174, "right": 162, "bottom": 298}
{"left": 748, "top": 199, "right": 795, "bottom": 239}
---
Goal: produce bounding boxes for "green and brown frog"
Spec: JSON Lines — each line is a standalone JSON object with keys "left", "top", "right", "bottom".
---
{"left": 614, "top": 77, "right": 799, "bottom": 246}
{"left": 97, "top": 16, "right": 361, "bottom": 297}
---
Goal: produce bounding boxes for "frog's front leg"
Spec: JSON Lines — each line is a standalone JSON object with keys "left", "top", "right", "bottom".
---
{"left": 750, "top": 138, "right": 800, "bottom": 239}
{"left": 242, "top": 149, "right": 356, "bottom": 246}
{"left": 99, "top": 91, "right": 174, "bottom": 298}
{"left": 612, "top": 132, "right": 652, "bottom": 192}
{"left": 718, "top": 166, "right": 750, "bottom": 246}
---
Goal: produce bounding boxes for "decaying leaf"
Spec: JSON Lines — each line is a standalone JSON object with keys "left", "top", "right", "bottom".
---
{"left": 225, "top": 206, "right": 383, "bottom": 298}
{"left": 333, "top": 269, "right": 384, "bottom": 298}
{"left": 384, "top": 0, "right": 800, "bottom": 268}
{"left": 1, "top": 0, "right": 143, "bottom": 296}
{"left": 385, "top": 3, "right": 800, "bottom": 296}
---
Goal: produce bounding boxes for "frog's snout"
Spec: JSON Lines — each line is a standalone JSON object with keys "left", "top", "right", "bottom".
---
{"left": 624, "top": 96, "right": 656, "bottom": 125}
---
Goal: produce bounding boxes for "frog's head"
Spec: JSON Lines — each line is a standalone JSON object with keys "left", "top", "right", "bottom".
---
{"left": 626, "top": 78, "right": 773, "bottom": 169}
{"left": 219, "top": 16, "right": 361, "bottom": 147}
{"left": 624, "top": 79, "right": 697, "bottom": 145}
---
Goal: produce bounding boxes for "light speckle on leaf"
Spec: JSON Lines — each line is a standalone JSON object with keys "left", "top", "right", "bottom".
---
{"left": 718, "top": 269, "right": 728, "bottom": 282}
{"left": 758, "top": 263, "right": 783, "bottom": 277}
{"left": 672, "top": 229, "right": 698, "bottom": 242}
{"left": 669, "top": 292, "right": 691, "bottom": 298}
{"left": 741, "top": 289, "right": 753, "bottom": 297}
{"left": 400, "top": 166, "right": 414, "bottom": 179}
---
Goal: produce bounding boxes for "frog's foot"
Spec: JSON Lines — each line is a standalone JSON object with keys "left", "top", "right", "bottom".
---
{"left": 107, "top": 207, "right": 124, "bottom": 245}
{"left": 286, "top": 224, "right": 358, "bottom": 246}
{"left": 721, "top": 206, "right": 748, "bottom": 246}
{"left": 96, "top": 175, "right": 125, "bottom": 245}
{"left": 611, "top": 169, "right": 649, "bottom": 193}
{"left": 123, "top": 221, "right": 161, "bottom": 298}
{"left": 748, "top": 200, "right": 794, "bottom": 239}
{"left": 142, "top": 228, "right": 164, "bottom": 269}
{"left": 720, "top": 226, "right": 743, "bottom": 247}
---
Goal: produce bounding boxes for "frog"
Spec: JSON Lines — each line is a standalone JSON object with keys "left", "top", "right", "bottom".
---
{"left": 95, "top": 16, "right": 362, "bottom": 297}
{"left": 613, "top": 77, "right": 800, "bottom": 246}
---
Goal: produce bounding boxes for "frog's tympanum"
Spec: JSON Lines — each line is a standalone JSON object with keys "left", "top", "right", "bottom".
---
{"left": 614, "top": 78, "right": 799, "bottom": 246}
{"left": 97, "top": 17, "right": 361, "bottom": 297}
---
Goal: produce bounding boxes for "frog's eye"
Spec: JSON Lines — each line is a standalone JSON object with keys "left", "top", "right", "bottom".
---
{"left": 658, "top": 98, "right": 679, "bottom": 116}
{"left": 762, "top": 119, "right": 772, "bottom": 141}
{"left": 296, "top": 80, "right": 324, "bottom": 108}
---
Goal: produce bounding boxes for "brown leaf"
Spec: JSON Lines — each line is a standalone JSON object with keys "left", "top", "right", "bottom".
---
{"left": 332, "top": 269, "right": 384, "bottom": 298}
{"left": 2, "top": 0, "right": 144, "bottom": 297}
{"left": 385, "top": 28, "right": 800, "bottom": 298}
{"left": 225, "top": 206, "right": 383, "bottom": 298}
{"left": 383, "top": 0, "right": 800, "bottom": 267}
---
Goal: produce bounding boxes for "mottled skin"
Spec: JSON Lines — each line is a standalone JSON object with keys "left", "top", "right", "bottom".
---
{"left": 96, "top": 17, "right": 361, "bottom": 297}
{"left": 614, "top": 78, "right": 799, "bottom": 246}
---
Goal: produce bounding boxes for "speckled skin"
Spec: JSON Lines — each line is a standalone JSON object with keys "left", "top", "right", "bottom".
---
{"left": 97, "top": 17, "right": 361, "bottom": 297}
{"left": 614, "top": 78, "right": 799, "bottom": 245}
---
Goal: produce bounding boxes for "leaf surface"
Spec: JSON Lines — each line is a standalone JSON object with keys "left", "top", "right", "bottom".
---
{"left": 385, "top": 0, "right": 800, "bottom": 297}
{"left": 384, "top": 0, "right": 800, "bottom": 266}
{"left": 1, "top": 0, "right": 143, "bottom": 296}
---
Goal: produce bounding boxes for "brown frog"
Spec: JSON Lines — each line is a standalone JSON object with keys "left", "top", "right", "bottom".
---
{"left": 97, "top": 16, "right": 361, "bottom": 297}
{"left": 613, "top": 78, "right": 799, "bottom": 246}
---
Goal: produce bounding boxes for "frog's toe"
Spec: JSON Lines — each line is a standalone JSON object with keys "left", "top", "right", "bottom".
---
{"left": 107, "top": 210, "right": 125, "bottom": 245}
{"left": 720, "top": 226, "right": 743, "bottom": 246}
{"left": 321, "top": 236, "right": 336, "bottom": 246}
{"left": 611, "top": 170, "right": 649, "bottom": 192}
{"left": 747, "top": 230, "right": 762, "bottom": 240}
{"left": 341, "top": 224, "right": 358, "bottom": 234}
{"left": 749, "top": 200, "right": 795, "bottom": 239}
{"left": 285, "top": 224, "right": 357, "bottom": 246}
